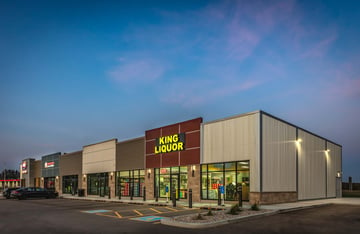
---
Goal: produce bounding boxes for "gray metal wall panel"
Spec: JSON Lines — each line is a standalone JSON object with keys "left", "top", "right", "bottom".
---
{"left": 262, "top": 114, "right": 297, "bottom": 192}
{"left": 298, "top": 130, "right": 326, "bottom": 200}
{"left": 202, "top": 112, "right": 260, "bottom": 192}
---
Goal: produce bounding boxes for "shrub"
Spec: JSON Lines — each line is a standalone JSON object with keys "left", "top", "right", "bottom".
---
{"left": 193, "top": 213, "right": 205, "bottom": 220}
{"left": 227, "top": 204, "right": 242, "bottom": 215}
{"left": 251, "top": 201, "right": 260, "bottom": 211}
{"left": 206, "top": 209, "right": 214, "bottom": 216}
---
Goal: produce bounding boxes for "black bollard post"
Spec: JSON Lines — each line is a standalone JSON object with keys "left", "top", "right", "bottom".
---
{"left": 143, "top": 186, "right": 146, "bottom": 201}
{"left": 218, "top": 187, "right": 221, "bottom": 206}
{"left": 155, "top": 189, "right": 158, "bottom": 202}
{"left": 108, "top": 187, "right": 111, "bottom": 199}
{"left": 237, "top": 185, "right": 242, "bottom": 207}
{"left": 130, "top": 188, "right": 133, "bottom": 200}
{"left": 189, "top": 189, "right": 192, "bottom": 208}
{"left": 118, "top": 187, "right": 121, "bottom": 200}
{"left": 172, "top": 190, "right": 176, "bottom": 207}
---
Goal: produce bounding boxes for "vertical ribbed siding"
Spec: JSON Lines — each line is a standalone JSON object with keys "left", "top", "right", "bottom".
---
{"left": 326, "top": 142, "right": 342, "bottom": 197}
{"left": 262, "top": 114, "right": 297, "bottom": 192}
{"left": 202, "top": 112, "right": 260, "bottom": 192}
{"left": 298, "top": 130, "right": 326, "bottom": 200}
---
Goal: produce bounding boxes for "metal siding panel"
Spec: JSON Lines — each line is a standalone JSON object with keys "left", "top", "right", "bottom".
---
{"left": 298, "top": 130, "right": 326, "bottom": 200}
{"left": 202, "top": 113, "right": 260, "bottom": 192}
{"left": 262, "top": 115, "right": 297, "bottom": 192}
{"left": 326, "top": 142, "right": 336, "bottom": 197}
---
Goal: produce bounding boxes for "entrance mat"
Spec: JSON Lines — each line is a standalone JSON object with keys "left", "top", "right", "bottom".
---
{"left": 83, "top": 209, "right": 112, "bottom": 213}
{"left": 130, "top": 216, "right": 165, "bottom": 222}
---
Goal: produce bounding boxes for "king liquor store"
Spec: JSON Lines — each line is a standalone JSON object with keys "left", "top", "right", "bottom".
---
{"left": 19, "top": 110, "right": 342, "bottom": 204}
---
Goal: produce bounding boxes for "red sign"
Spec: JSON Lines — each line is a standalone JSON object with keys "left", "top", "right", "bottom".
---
{"left": 211, "top": 183, "right": 223, "bottom": 189}
{"left": 44, "top": 161, "right": 55, "bottom": 168}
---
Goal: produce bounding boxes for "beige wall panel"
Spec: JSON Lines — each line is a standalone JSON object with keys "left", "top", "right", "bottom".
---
{"left": 116, "top": 137, "right": 145, "bottom": 171}
{"left": 60, "top": 151, "right": 82, "bottom": 176}
{"left": 327, "top": 142, "right": 342, "bottom": 197}
{"left": 262, "top": 115, "right": 297, "bottom": 192}
{"left": 202, "top": 112, "right": 260, "bottom": 192}
{"left": 298, "top": 130, "right": 326, "bottom": 200}
{"left": 83, "top": 139, "right": 116, "bottom": 174}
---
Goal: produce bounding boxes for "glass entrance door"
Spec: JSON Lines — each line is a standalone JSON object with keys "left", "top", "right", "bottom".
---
{"left": 170, "top": 174, "right": 179, "bottom": 200}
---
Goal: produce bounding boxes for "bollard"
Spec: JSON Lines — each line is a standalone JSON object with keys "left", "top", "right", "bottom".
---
{"left": 130, "top": 188, "right": 133, "bottom": 200}
{"left": 118, "top": 188, "right": 121, "bottom": 200}
{"left": 155, "top": 189, "right": 158, "bottom": 202}
{"left": 172, "top": 190, "right": 176, "bottom": 207}
{"left": 189, "top": 189, "right": 192, "bottom": 208}
{"left": 108, "top": 187, "right": 111, "bottom": 199}
{"left": 143, "top": 186, "right": 146, "bottom": 201}
{"left": 217, "top": 187, "right": 221, "bottom": 206}
{"left": 237, "top": 185, "right": 242, "bottom": 207}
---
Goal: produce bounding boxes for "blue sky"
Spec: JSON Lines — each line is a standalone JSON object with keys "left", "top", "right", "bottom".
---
{"left": 1, "top": 0, "right": 359, "bottom": 181}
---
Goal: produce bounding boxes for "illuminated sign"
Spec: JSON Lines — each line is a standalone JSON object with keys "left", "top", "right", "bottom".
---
{"left": 154, "top": 133, "right": 185, "bottom": 154}
{"left": 22, "top": 161, "right": 28, "bottom": 174}
{"left": 44, "top": 161, "right": 55, "bottom": 168}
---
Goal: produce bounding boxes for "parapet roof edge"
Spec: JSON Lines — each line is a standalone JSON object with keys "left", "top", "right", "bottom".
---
{"left": 202, "top": 110, "right": 261, "bottom": 125}
{"left": 83, "top": 138, "right": 118, "bottom": 148}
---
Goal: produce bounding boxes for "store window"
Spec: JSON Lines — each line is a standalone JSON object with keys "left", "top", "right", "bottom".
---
{"left": 62, "top": 175, "right": 78, "bottom": 194}
{"left": 201, "top": 161, "right": 250, "bottom": 201}
{"left": 44, "top": 177, "right": 55, "bottom": 192}
{"left": 155, "top": 166, "right": 188, "bottom": 200}
{"left": 87, "top": 173, "right": 109, "bottom": 197}
{"left": 115, "top": 169, "right": 144, "bottom": 198}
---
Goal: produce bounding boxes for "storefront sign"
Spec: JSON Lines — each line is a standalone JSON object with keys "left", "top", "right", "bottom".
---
{"left": 22, "top": 161, "right": 28, "bottom": 174}
{"left": 44, "top": 161, "right": 55, "bottom": 168}
{"left": 154, "top": 133, "right": 185, "bottom": 154}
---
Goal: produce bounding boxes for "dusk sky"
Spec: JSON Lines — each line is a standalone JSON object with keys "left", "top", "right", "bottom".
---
{"left": 1, "top": 0, "right": 359, "bottom": 181}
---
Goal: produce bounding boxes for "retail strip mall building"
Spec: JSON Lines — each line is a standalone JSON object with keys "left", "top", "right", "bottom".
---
{"left": 20, "top": 110, "right": 342, "bottom": 204}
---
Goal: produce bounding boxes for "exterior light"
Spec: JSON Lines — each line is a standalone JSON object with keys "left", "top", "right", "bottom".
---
{"left": 191, "top": 165, "right": 196, "bottom": 177}
{"left": 56, "top": 176, "right": 59, "bottom": 181}
{"left": 336, "top": 171, "right": 341, "bottom": 178}
{"left": 83, "top": 174, "right": 86, "bottom": 181}
{"left": 110, "top": 172, "right": 114, "bottom": 180}
{"left": 147, "top": 169, "right": 151, "bottom": 179}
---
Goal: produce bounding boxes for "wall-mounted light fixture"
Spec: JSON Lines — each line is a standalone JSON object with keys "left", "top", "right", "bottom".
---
{"left": 147, "top": 169, "right": 151, "bottom": 179}
{"left": 83, "top": 174, "right": 86, "bottom": 182}
{"left": 41, "top": 177, "right": 44, "bottom": 181}
{"left": 55, "top": 176, "right": 59, "bottom": 181}
{"left": 110, "top": 172, "right": 114, "bottom": 180}
{"left": 191, "top": 165, "right": 196, "bottom": 177}
{"left": 336, "top": 171, "right": 342, "bottom": 178}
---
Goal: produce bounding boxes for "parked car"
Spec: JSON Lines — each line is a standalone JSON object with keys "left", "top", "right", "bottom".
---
{"left": 10, "top": 187, "right": 58, "bottom": 200}
{"left": 2, "top": 187, "right": 20, "bottom": 199}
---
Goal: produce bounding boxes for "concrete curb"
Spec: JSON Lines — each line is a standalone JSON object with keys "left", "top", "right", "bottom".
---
{"left": 161, "top": 210, "right": 279, "bottom": 229}
{"left": 160, "top": 204, "right": 333, "bottom": 229}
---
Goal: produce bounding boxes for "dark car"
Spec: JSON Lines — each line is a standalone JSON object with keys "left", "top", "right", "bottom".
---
{"left": 11, "top": 187, "right": 58, "bottom": 200}
{"left": 2, "top": 187, "right": 20, "bottom": 199}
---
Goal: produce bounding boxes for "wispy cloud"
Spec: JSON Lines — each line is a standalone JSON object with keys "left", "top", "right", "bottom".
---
{"left": 300, "top": 34, "right": 337, "bottom": 58}
{"left": 108, "top": 57, "right": 166, "bottom": 83}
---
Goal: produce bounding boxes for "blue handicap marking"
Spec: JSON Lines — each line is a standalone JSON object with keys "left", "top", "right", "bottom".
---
{"left": 83, "top": 209, "right": 112, "bottom": 213}
{"left": 130, "top": 216, "right": 165, "bottom": 222}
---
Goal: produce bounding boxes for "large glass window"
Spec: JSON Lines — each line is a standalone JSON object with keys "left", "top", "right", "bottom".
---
{"left": 115, "top": 169, "right": 144, "bottom": 198}
{"left": 62, "top": 175, "right": 78, "bottom": 194}
{"left": 200, "top": 161, "right": 250, "bottom": 201}
{"left": 154, "top": 166, "right": 188, "bottom": 200}
{"left": 44, "top": 177, "right": 55, "bottom": 192}
{"left": 87, "top": 173, "right": 109, "bottom": 196}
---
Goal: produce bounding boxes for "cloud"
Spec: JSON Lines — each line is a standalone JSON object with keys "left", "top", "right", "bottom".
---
{"left": 108, "top": 57, "right": 166, "bottom": 83}
{"left": 161, "top": 78, "right": 263, "bottom": 108}
{"left": 300, "top": 34, "right": 338, "bottom": 59}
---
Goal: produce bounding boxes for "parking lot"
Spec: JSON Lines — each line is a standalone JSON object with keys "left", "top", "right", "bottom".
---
{"left": 1, "top": 197, "right": 360, "bottom": 233}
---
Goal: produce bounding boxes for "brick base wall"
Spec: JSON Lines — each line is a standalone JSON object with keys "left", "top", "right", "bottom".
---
{"left": 250, "top": 192, "right": 298, "bottom": 205}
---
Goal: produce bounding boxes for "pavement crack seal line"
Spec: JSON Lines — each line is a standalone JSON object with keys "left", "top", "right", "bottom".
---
{"left": 114, "top": 211, "right": 122, "bottom": 218}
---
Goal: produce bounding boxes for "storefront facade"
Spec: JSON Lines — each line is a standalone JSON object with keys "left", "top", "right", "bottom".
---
{"left": 18, "top": 110, "right": 342, "bottom": 204}
{"left": 59, "top": 151, "right": 82, "bottom": 195}
{"left": 41, "top": 153, "right": 61, "bottom": 192}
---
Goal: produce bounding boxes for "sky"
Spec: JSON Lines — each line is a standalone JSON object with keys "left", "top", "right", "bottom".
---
{"left": 0, "top": 0, "right": 359, "bottom": 181}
